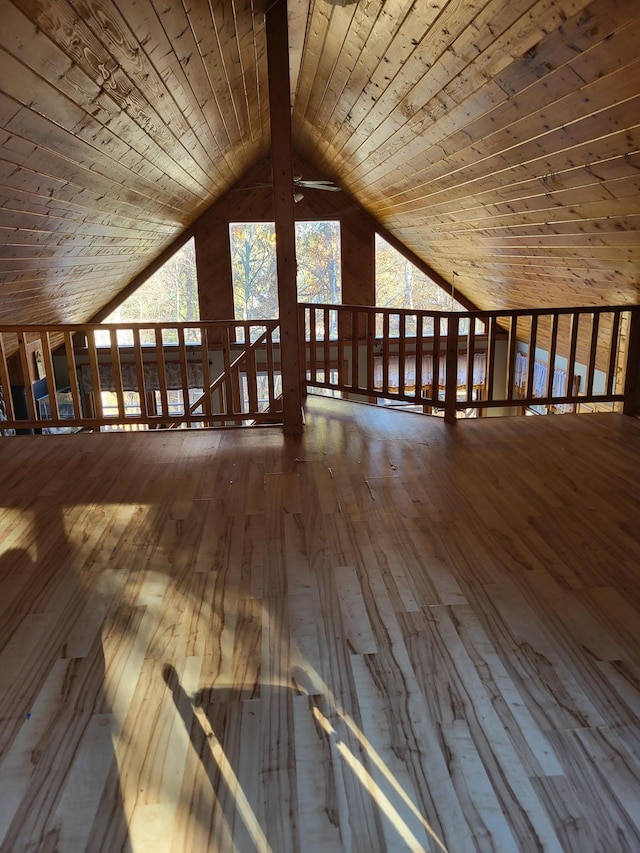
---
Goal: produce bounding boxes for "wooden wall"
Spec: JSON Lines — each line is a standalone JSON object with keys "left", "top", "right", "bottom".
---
{"left": 182, "top": 154, "right": 478, "bottom": 324}
{"left": 168, "top": 156, "right": 382, "bottom": 322}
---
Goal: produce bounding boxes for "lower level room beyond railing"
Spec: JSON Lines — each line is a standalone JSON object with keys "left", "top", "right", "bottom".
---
{"left": 0, "top": 302, "right": 638, "bottom": 433}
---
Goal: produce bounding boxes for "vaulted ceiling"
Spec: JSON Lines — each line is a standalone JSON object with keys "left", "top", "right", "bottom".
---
{"left": 0, "top": 0, "right": 638, "bottom": 326}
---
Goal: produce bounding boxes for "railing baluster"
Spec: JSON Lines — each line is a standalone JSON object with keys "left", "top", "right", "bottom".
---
{"left": 177, "top": 327, "right": 191, "bottom": 423}
{"left": 466, "top": 313, "right": 475, "bottom": 404}
{"left": 367, "top": 311, "right": 375, "bottom": 394}
{"left": 310, "top": 307, "right": 318, "bottom": 384}
{"left": 507, "top": 316, "right": 518, "bottom": 399}
{"left": 486, "top": 316, "right": 497, "bottom": 402}
{"left": 444, "top": 315, "right": 459, "bottom": 423}
{"left": 546, "top": 313, "right": 559, "bottom": 401}
{"left": 334, "top": 308, "right": 343, "bottom": 389}
{"left": 526, "top": 315, "right": 538, "bottom": 400}
{"left": 236, "top": 325, "right": 249, "bottom": 414}
{"left": 246, "top": 326, "right": 259, "bottom": 415}
{"left": 222, "top": 325, "right": 234, "bottom": 418}
{"left": 415, "top": 313, "right": 424, "bottom": 406}
{"left": 132, "top": 327, "right": 148, "bottom": 421}
{"left": 323, "top": 307, "right": 330, "bottom": 385}
{"left": 432, "top": 312, "right": 441, "bottom": 401}
{"left": 200, "top": 325, "right": 213, "bottom": 421}
{"left": 16, "top": 332, "right": 37, "bottom": 424}
{"left": 109, "top": 328, "right": 126, "bottom": 421}
{"left": 382, "top": 311, "right": 390, "bottom": 395}
{"left": 351, "top": 308, "right": 359, "bottom": 392}
{"left": 586, "top": 311, "right": 600, "bottom": 397}
{"left": 40, "top": 331, "right": 59, "bottom": 422}
{"left": 606, "top": 310, "right": 621, "bottom": 396}
{"left": 0, "top": 332, "right": 15, "bottom": 421}
{"left": 87, "top": 329, "right": 103, "bottom": 421}
{"left": 155, "top": 327, "right": 169, "bottom": 420}
{"left": 62, "top": 332, "right": 82, "bottom": 423}
{"left": 267, "top": 324, "right": 276, "bottom": 410}
{"left": 567, "top": 313, "right": 580, "bottom": 399}
{"left": 299, "top": 307, "right": 307, "bottom": 396}
{"left": 398, "top": 313, "right": 406, "bottom": 397}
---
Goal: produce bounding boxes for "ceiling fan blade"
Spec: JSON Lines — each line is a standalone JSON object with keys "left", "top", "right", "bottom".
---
{"left": 295, "top": 180, "right": 341, "bottom": 191}
{"left": 235, "top": 177, "right": 342, "bottom": 193}
{"left": 295, "top": 179, "right": 335, "bottom": 186}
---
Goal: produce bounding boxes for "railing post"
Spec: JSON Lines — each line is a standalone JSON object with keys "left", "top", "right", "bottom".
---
{"left": 444, "top": 315, "right": 459, "bottom": 424}
{"left": 298, "top": 305, "right": 308, "bottom": 401}
{"left": 623, "top": 308, "right": 640, "bottom": 416}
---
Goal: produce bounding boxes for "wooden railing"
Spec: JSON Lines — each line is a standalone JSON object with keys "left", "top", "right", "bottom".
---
{"left": 0, "top": 321, "right": 283, "bottom": 432}
{"left": 2, "top": 304, "right": 638, "bottom": 433}
{"left": 299, "top": 303, "right": 640, "bottom": 421}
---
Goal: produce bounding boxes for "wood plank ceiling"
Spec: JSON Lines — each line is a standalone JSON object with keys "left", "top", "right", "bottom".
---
{"left": 0, "top": 0, "right": 638, "bottom": 326}
{"left": 293, "top": 0, "right": 640, "bottom": 311}
{"left": 0, "top": 0, "right": 270, "bottom": 324}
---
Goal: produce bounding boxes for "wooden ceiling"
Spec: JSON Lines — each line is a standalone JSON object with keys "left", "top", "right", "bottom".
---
{"left": 0, "top": 0, "right": 638, "bottom": 326}
{"left": 0, "top": 0, "right": 270, "bottom": 324}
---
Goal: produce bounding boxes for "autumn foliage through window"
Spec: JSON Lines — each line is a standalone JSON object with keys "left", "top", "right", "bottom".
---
{"left": 229, "top": 221, "right": 342, "bottom": 321}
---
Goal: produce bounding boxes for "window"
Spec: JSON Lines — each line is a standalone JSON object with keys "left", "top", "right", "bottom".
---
{"left": 230, "top": 223, "right": 278, "bottom": 321}
{"left": 296, "top": 221, "right": 341, "bottom": 304}
{"left": 229, "top": 220, "right": 341, "bottom": 321}
{"left": 375, "top": 234, "right": 464, "bottom": 312}
{"left": 101, "top": 238, "right": 199, "bottom": 344}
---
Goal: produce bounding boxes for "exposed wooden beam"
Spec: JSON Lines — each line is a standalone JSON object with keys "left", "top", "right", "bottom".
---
{"left": 266, "top": 0, "right": 304, "bottom": 434}
{"left": 288, "top": 0, "right": 312, "bottom": 108}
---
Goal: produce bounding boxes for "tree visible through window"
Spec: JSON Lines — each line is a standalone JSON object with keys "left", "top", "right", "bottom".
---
{"left": 229, "top": 220, "right": 341, "bottom": 321}
{"left": 296, "top": 221, "right": 341, "bottom": 304}
{"left": 98, "top": 238, "right": 200, "bottom": 418}
{"left": 101, "top": 238, "right": 199, "bottom": 345}
{"left": 375, "top": 234, "right": 464, "bottom": 312}
{"left": 230, "top": 223, "right": 278, "bottom": 321}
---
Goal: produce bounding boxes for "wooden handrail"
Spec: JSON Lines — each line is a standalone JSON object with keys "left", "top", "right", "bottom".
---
{"left": 0, "top": 320, "right": 283, "bottom": 432}
{"left": 298, "top": 303, "right": 640, "bottom": 421}
{"left": 1, "top": 305, "right": 639, "bottom": 432}
{"left": 170, "top": 329, "right": 271, "bottom": 427}
{"left": 297, "top": 302, "right": 638, "bottom": 321}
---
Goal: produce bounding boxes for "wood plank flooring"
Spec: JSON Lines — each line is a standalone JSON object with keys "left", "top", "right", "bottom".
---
{"left": 0, "top": 398, "right": 639, "bottom": 852}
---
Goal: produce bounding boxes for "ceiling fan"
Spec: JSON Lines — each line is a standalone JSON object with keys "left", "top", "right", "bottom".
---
{"left": 293, "top": 176, "right": 341, "bottom": 192}
{"left": 293, "top": 175, "right": 341, "bottom": 202}
{"left": 234, "top": 174, "right": 341, "bottom": 202}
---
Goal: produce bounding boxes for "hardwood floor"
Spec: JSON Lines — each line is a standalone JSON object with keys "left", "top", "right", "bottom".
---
{"left": 0, "top": 398, "right": 639, "bottom": 852}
